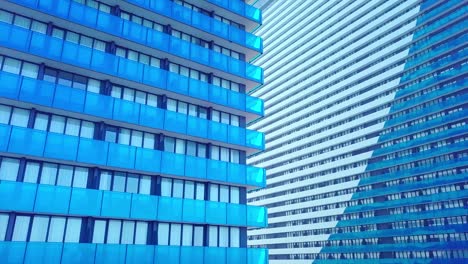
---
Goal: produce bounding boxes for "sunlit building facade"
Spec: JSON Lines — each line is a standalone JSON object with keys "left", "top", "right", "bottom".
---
{"left": 248, "top": 0, "right": 467, "bottom": 263}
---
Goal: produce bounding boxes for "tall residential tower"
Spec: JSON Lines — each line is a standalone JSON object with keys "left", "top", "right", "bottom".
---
{"left": 0, "top": 0, "right": 267, "bottom": 263}
{"left": 248, "top": 0, "right": 467, "bottom": 263}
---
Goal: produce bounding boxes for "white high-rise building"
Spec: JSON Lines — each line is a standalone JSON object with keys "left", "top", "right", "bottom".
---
{"left": 248, "top": 0, "right": 467, "bottom": 263}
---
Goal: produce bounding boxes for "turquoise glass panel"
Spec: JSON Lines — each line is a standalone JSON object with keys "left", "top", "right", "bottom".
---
{"left": 122, "top": 20, "right": 146, "bottom": 44}
{"left": 90, "top": 50, "right": 119, "bottom": 75}
{"left": 62, "top": 243, "right": 96, "bottom": 264}
{"left": 246, "top": 130, "right": 264, "bottom": 149}
{"left": 44, "top": 133, "right": 79, "bottom": 161}
{"left": 180, "top": 246, "right": 204, "bottom": 264}
{"left": 172, "top": 3, "right": 191, "bottom": 24}
{"left": 113, "top": 99, "right": 140, "bottom": 123}
{"left": 190, "top": 44, "right": 209, "bottom": 65}
{"left": 227, "top": 125, "right": 245, "bottom": 146}
{"left": 53, "top": 84, "right": 86, "bottom": 113}
{"left": 161, "top": 152, "right": 185, "bottom": 176}
{"left": 142, "top": 65, "right": 167, "bottom": 88}
{"left": 135, "top": 148, "right": 162, "bottom": 173}
{"left": 170, "top": 37, "right": 190, "bottom": 59}
{"left": 155, "top": 246, "right": 180, "bottom": 264}
{"left": 126, "top": 245, "right": 155, "bottom": 264}
{"left": 205, "top": 201, "right": 226, "bottom": 225}
{"left": 67, "top": 0, "right": 97, "bottom": 26}
{"left": 107, "top": 143, "right": 136, "bottom": 169}
{"left": 187, "top": 116, "right": 208, "bottom": 139}
{"left": 210, "top": 85, "right": 228, "bottom": 106}
{"left": 84, "top": 91, "right": 114, "bottom": 119}
{"left": 211, "top": 52, "right": 229, "bottom": 72}
{"left": 158, "top": 196, "right": 183, "bottom": 222}
{"left": 247, "top": 206, "right": 267, "bottom": 227}
{"left": 227, "top": 203, "right": 247, "bottom": 226}
{"left": 0, "top": 22, "right": 30, "bottom": 51}
{"left": 184, "top": 155, "right": 207, "bottom": 179}
{"left": 19, "top": 77, "right": 54, "bottom": 106}
{"left": 0, "top": 71, "right": 21, "bottom": 99}
{"left": 229, "top": 27, "right": 246, "bottom": 48}
{"left": 34, "top": 184, "right": 71, "bottom": 214}
{"left": 146, "top": 30, "right": 170, "bottom": 52}
{"left": 191, "top": 11, "right": 211, "bottom": 34}
{"left": 246, "top": 166, "right": 265, "bottom": 187}
{"left": 0, "top": 242, "right": 26, "bottom": 264}
{"left": 69, "top": 188, "right": 102, "bottom": 216}
{"left": 227, "top": 89, "right": 245, "bottom": 110}
{"left": 182, "top": 198, "right": 205, "bottom": 223}
{"left": 139, "top": 104, "right": 165, "bottom": 130}
{"left": 164, "top": 110, "right": 187, "bottom": 134}
{"left": 188, "top": 79, "right": 209, "bottom": 101}
{"left": 248, "top": 248, "right": 268, "bottom": 264}
{"left": 95, "top": 244, "right": 126, "bottom": 264}
{"left": 0, "top": 124, "right": 12, "bottom": 152}
{"left": 131, "top": 194, "right": 158, "bottom": 220}
{"left": 24, "top": 242, "right": 62, "bottom": 264}
{"left": 101, "top": 191, "right": 131, "bottom": 218}
{"left": 227, "top": 163, "right": 246, "bottom": 185}
{"left": 205, "top": 247, "right": 226, "bottom": 264}
{"left": 118, "top": 58, "right": 144, "bottom": 83}
{"left": 77, "top": 138, "right": 108, "bottom": 165}
{"left": 0, "top": 181, "right": 36, "bottom": 212}
{"left": 62, "top": 41, "right": 92, "bottom": 67}
{"left": 96, "top": 10, "right": 122, "bottom": 35}
{"left": 246, "top": 95, "right": 264, "bottom": 116}
{"left": 206, "top": 160, "right": 227, "bottom": 182}
{"left": 167, "top": 72, "right": 189, "bottom": 95}
{"left": 208, "top": 121, "right": 228, "bottom": 143}
{"left": 227, "top": 248, "right": 247, "bottom": 264}
{"left": 8, "top": 126, "right": 46, "bottom": 157}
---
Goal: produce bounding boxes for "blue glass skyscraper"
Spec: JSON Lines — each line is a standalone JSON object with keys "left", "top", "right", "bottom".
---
{"left": 248, "top": 0, "right": 467, "bottom": 263}
{"left": 0, "top": 0, "right": 267, "bottom": 263}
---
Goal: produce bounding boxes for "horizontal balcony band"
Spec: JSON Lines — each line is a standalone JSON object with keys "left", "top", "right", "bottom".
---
{"left": 0, "top": 181, "right": 267, "bottom": 228}
{"left": 0, "top": 71, "right": 264, "bottom": 153}
{"left": 8, "top": 0, "right": 264, "bottom": 86}
{"left": 0, "top": 22, "right": 265, "bottom": 121}
{"left": 204, "top": 0, "right": 262, "bottom": 27}
{"left": 319, "top": 241, "right": 467, "bottom": 253}
{"left": 0, "top": 124, "right": 267, "bottom": 188}
{"left": 0, "top": 241, "right": 268, "bottom": 264}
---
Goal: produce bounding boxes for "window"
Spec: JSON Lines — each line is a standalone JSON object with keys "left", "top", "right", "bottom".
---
{"left": 111, "top": 85, "right": 159, "bottom": 107}
{"left": 159, "top": 223, "right": 203, "bottom": 246}
{"left": 208, "top": 226, "right": 240, "bottom": 247}
{"left": 43, "top": 67, "right": 100, "bottom": 93}
{"left": 166, "top": 98, "right": 208, "bottom": 119}
{"left": 160, "top": 177, "right": 205, "bottom": 200}
{"left": 34, "top": 112, "right": 95, "bottom": 139}
{"left": 98, "top": 170, "right": 151, "bottom": 195}
{"left": 0, "top": 214, "right": 9, "bottom": 241}
{"left": 104, "top": 125, "right": 156, "bottom": 149}
{"left": 209, "top": 184, "right": 240, "bottom": 204}
{"left": 0, "top": 157, "right": 20, "bottom": 181}
{"left": 210, "top": 145, "right": 241, "bottom": 164}
{"left": 92, "top": 219, "right": 147, "bottom": 244}
{"left": 12, "top": 216, "right": 31, "bottom": 241}
{"left": 164, "top": 136, "right": 207, "bottom": 158}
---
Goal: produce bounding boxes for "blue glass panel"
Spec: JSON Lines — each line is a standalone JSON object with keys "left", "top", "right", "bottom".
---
{"left": 35, "top": 32, "right": 63, "bottom": 60}
{"left": 184, "top": 155, "right": 207, "bottom": 180}
{"left": 187, "top": 116, "right": 208, "bottom": 139}
{"left": 69, "top": 188, "right": 102, "bottom": 216}
{"left": 122, "top": 20, "right": 147, "bottom": 44}
{"left": 118, "top": 58, "right": 144, "bottom": 83}
{"left": 90, "top": 50, "right": 119, "bottom": 75}
{"left": 0, "top": 22, "right": 30, "bottom": 51}
{"left": 212, "top": 19, "right": 229, "bottom": 40}
{"left": 161, "top": 152, "right": 185, "bottom": 176}
{"left": 19, "top": 77, "right": 55, "bottom": 106}
{"left": 8, "top": 127, "right": 46, "bottom": 157}
{"left": 246, "top": 95, "right": 263, "bottom": 116}
{"left": 53, "top": 85, "right": 86, "bottom": 113}
{"left": 209, "top": 85, "right": 228, "bottom": 106}
{"left": 206, "top": 159, "right": 227, "bottom": 182}
{"left": 190, "top": 44, "right": 209, "bottom": 65}
{"left": 170, "top": 37, "right": 190, "bottom": 59}
{"left": 113, "top": 99, "right": 140, "bottom": 123}
{"left": 205, "top": 247, "right": 226, "bottom": 264}
{"left": 227, "top": 125, "right": 245, "bottom": 146}
{"left": 246, "top": 166, "right": 265, "bottom": 187}
{"left": 0, "top": 242, "right": 26, "bottom": 264}
{"left": 0, "top": 124, "right": 12, "bottom": 152}
{"left": 246, "top": 33, "right": 262, "bottom": 51}
{"left": 227, "top": 248, "right": 247, "bottom": 264}
{"left": 62, "top": 243, "right": 96, "bottom": 264}
{"left": 106, "top": 143, "right": 136, "bottom": 169}
{"left": 24, "top": 242, "right": 62, "bottom": 264}
{"left": 131, "top": 194, "right": 158, "bottom": 220}
{"left": 246, "top": 64, "right": 263, "bottom": 83}
{"left": 84, "top": 91, "right": 114, "bottom": 119}
{"left": 227, "top": 90, "right": 246, "bottom": 111}
{"left": 227, "top": 163, "right": 246, "bottom": 185}
{"left": 62, "top": 41, "right": 92, "bottom": 68}
{"left": 135, "top": 148, "right": 162, "bottom": 173}
{"left": 208, "top": 122, "right": 228, "bottom": 143}
{"left": 188, "top": 79, "right": 209, "bottom": 101}
{"left": 77, "top": 138, "right": 108, "bottom": 165}
{"left": 205, "top": 201, "right": 226, "bottom": 225}
{"left": 0, "top": 181, "right": 36, "bottom": 212}
{"left": 229, "top": 59, "right": 245, "bottom": 78}
{"left": 95, "top": 244, "right": 126, "bottom": 264}
{"left": 167, "top": 72, "right": 189, "bottom": 95}
{"left": 191, "top": 11, "right": 211, "bottom": 33}
{"left": 142, "top": 65, "right": 167, "bottom": 89}
{"left": 211, "top": 52, "right": 229, "bottom": 73}
{"left": 139, "top": 104, "right": 165, "bottom": 130}
{"left": 67, "top": 0, "right": 97, "bottom": 27}
{"left": 96, "top": 11, "right": 122, "bottom": 35}
{"left": 44, "top": 133, "right": 79, "bottom": 161}
{"left": 146, "top": 30, "right": 170, "bottom": 52}
{"left": 182, "top": 199, "right": 205, "bottom": 223}
{"left": 227, "top": 203, "right": 247, "bottom": 226}
{"left": 164, "top": 110, "right": 187, "bottom": 134}
{"left": 180, "top": 246, "right": 204, "bottom": 264}
{"left": 229, "top": 27, "right": 246, "bottom": 49}
{"left": 247, "top": 248, "right": 268, "bottom": 264}
{"left": 247, "top": 206, "right": 267, "bottom": 227}
{"left": 34, "top": 184, "right": 71, "bottom": 214}
{"left": 157, "top": 196, "right": 183, "bottom": 222}
{"left": 126, "top": 245, "right": 155, "bottom": 264}
{"left": 246, "top": 130, "right": 264, "bottom": 149}
{"left": 154, "top": 246, "right": 180, "bottom": 264}
{"left": 172, "top": 3, "right": 191, "bottom": 24}
{"left": 0, "top": 72, "right": 21, "bottom": 99}
{"left": 101, "top": 191, "right": 131, "bottom": 218}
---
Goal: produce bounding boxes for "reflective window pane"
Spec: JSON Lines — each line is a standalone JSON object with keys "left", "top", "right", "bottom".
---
{"left": 29, "top": 216, "right": 49, "bottom": 242}
{"left": 12, "top": 216, "right": 30, "bottom": 241}
{"left": 40, "top": 163, "right": 57, "bottom": 185}
{"left": 158, "top": 223, "right": 169, "bottom": 246}
{"left": 182, "top": 224, "right": 193, "bottom": 246}
{"left": 92, "top": 220, "right": 106, "bottom": 243}
{"left": 170, "top": 224, "right": 181, "bottom": 246}
{"left": 48, "top": 217, "right": 66, "bottom": 242}
{"left": 73, "top": 167, "right": 88, "bottom": 188}
{"left": 56, "top": 166, "right": 73, "bottom": 187}
{"left": 0, "top": 158, "right": 20, "bottom": 181}
{"left": 121, "top": 221, "right": 135, "bottom": 244}
{"left": 172, "top": 180, "right": 183, "bottom": 198}
{"left": 0, "top": 214, "right": 9, "bottom": 241}
{"left": 107, "top": 220, "right": 122, "bottom": 244}
{"left": 135, "top": 222, "right": 148, "bottom": 245}
{"left": 64, "top": 218, "right": 82, "bottom": 242}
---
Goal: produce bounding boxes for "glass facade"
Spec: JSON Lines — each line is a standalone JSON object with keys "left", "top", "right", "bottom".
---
{"left": 248, "top": 0, "right": 467, "bottom": 263}
{"left": 0, "top": 0, "right": 267, "bottom": 263}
